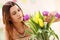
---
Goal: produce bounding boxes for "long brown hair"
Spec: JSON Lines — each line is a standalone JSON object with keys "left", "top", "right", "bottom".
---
{"left": 2, "top": 1, "right": 22, "bottom": 40}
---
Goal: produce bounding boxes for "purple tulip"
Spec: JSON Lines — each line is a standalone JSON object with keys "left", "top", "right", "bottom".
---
{"left": 55, "top": 12, "right": 60, "bottom": 18}
{"left": 42, "top": 11, "right": 49, "bottom": 16}
{"left": 23, "top": 14, "right": 30, "bottom": 21}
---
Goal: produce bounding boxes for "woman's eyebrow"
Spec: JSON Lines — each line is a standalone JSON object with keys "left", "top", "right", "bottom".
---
{"left": 12, "top": 11, "right": 16, "bottom": 14}
{"left": 17, "top": 8, "right": 21, "bottom": 10}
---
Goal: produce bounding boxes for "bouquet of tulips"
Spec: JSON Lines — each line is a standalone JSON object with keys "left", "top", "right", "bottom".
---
{"left": 24, "top": 11, "right": 60, "bottom": 40}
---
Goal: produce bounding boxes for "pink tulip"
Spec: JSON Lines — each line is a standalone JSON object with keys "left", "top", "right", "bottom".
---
{"left": 55, "top": 12, "right": 60, "bottom": 18}
{"left": 42, "top": 11, "right": 49, "bottom": 16}
{"left": 23, "top": 14, "right": 30, "bottom": 21}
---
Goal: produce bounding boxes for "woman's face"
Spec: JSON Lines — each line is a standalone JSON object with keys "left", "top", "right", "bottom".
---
{"left": 10, "top": 5, "right": 23, "bottom": 23}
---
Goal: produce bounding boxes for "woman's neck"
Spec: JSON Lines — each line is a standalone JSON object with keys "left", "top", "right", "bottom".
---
{"left": 14, "top": 22, "right": 23, "bottom": 27}
{"left": 13, "top": 22, "right": 25, "bottom": 34}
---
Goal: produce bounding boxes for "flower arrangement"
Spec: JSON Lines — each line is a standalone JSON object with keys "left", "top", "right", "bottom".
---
{"left": 24, "top": 11, "right": 60, "bottom": 40}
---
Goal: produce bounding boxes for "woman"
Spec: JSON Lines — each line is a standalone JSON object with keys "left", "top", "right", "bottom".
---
{"left": 2, "top": 1, "right": 31, "bottom": 40}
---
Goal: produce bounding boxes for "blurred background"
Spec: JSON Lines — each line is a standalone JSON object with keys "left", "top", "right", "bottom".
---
{"left": 0, "top": 0, "right": 60, "bottom": 40}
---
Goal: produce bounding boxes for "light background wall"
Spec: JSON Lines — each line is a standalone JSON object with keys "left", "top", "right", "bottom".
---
{"left": 0, "top": 0, "right": 60, "bottom": 40}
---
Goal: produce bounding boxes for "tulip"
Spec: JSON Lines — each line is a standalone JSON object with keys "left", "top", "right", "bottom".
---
{"left": 33, "top": 13, "right": 40, "bottom": 23}
{"left": 55, "top": 13, "right": 60, "bottom": 18}
{"left": 33, "top": 16, "right": 39, "bottom": 24}
{"left": 23, "top": 14, "right": 30, "bottom": 21}
{"left": 42, "top": 11, "right": 49, "bottom": 16}
{"left": 38, "top": 19, "right": 44, "bottom": 28}
{"left": 35, "top": 12, "right": 40, "bottom": 18}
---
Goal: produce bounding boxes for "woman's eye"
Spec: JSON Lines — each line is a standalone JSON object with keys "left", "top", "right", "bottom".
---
{"left": 12, "top": 12, "right": 16, "bottom": 15}
{"left": 18, "top": 9, "right": 20, "bottom": 12}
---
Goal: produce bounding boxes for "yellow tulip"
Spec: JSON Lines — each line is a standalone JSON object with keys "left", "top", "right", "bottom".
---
{"left": 33, "top": 13, "right": 40, "bottom": 23}
{"left": 33, "top": 17, "right": 39, "bottom": 23}
{"left": 38, "top": 19, "right": 44, "bottom": 28}
{"left": 33, "top": 12, "right": 44, "bottom": 27}
{"left": 35, "top": 12, "right": 40, "bottom": 18}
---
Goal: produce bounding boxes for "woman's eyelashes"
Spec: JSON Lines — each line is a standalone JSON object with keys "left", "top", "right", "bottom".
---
{"left": 12, "top": 11, "right": 16, "bottom": 15}
{"left": 18, "top": 9, "right": 20, "bottom": 12}
{"left": 12, "top": 9, "right": 21, "bottom": 15}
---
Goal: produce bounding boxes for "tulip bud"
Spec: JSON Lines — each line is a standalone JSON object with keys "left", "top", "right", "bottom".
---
{"left": 38, "top": 19, "right": 44, "bottom": 28}
{"left": 55, "top": 13, "right": 60, "bottom": 18}
{"left": 42, "top": 11, "right": 49, "bottom": 16}
{"left": 23, "top": 14, "right": 30, "bottom": 21}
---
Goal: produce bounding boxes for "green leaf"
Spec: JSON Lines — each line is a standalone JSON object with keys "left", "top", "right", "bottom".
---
{"left": 49, "top": 27, "right": 59, "bottom": 40}
{"left": 25, "top": 29, "right": 33, "bottom": 35}
{"left": 48, "top": 16, "right": 55, "bottom": 27}
{"left": 27, "top": 22, "right": 37, "bottom": 34}
{"left": 38, "top": 11, "right": 44, "bottom": 20}
{"left": 29, "top": 18, "right": 38, "bottom": 32}
{"left": 30, "top": 18, "right": 41, "bottom": 30}
{"left": 54, "top": 33, "right": 59, "bottom": 40}
{"left": 36, "top": 33, "right": 43, "bottom": 40}
{"left": 30, "top": 34, "right": 36, "bottom": 40}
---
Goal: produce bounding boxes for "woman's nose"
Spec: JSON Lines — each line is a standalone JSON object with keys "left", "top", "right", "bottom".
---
{"left": 17, "top": 13, "right": 21, "bottom": 17}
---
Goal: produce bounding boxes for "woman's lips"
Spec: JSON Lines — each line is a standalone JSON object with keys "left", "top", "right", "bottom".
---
{"left": 18, "top": 17, "right": 23, "bottom": 20}
{"left": 18, "top": 17, "right": 21, "bottom": 19}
